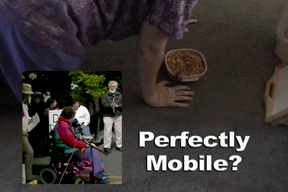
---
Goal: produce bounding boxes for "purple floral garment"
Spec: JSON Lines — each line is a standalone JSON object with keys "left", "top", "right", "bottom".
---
{"left": 1, "top": 0, "right": 199, "bottom": 55}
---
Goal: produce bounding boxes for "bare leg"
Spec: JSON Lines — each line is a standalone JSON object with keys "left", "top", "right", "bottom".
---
{"left": 22, "top": 136, "right": 38, "bottom": 181}
{"left": 138, "top": 21, "right": 195, "bottom": 107}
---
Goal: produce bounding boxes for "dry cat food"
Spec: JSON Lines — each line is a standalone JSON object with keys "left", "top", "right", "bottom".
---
{"left": 166, "top": 50, "right": 205, "bottom": 76}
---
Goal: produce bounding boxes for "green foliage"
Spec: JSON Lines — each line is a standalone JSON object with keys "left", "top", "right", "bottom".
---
{"left": 69, "top": 71, "right": 108, "bottom": 102}
{"left": 22, "top": 71, "right": 122, "bottom": 107}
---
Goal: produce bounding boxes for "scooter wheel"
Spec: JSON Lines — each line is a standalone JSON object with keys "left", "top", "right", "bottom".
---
{"left": 74, "top": 178, "right": 85, "bottom": 184}
{"left": 40, "top": 168, "right": 57, "bottom": 184}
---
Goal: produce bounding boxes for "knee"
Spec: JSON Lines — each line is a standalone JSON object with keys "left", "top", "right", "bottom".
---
{"left": 29, "top": 147, "right": 34, "bottom": 156}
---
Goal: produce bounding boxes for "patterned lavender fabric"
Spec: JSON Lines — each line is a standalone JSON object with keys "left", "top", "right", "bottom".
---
{"left": 0, "top": 0, "right": 199, "bottom": 55}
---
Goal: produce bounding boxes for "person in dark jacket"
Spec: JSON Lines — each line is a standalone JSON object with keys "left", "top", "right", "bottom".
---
{"left": 102, "top": 81, "right": 122, "bottom": 153}
{"left": 28, "top": 94, "right": 49, "bottom": 157}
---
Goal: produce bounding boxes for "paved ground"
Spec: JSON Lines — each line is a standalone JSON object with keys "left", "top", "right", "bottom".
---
{"left": 30, "top": 134, "right": 122, "bottom": 184}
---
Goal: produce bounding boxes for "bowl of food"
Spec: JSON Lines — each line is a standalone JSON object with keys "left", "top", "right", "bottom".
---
{"left": 165, "top": 49, "right": 207, "bottom": 82}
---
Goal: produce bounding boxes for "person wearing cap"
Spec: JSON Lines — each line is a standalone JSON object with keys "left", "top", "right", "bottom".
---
{"left": 22, "top": 83, "right": 39, "bottom": 182}
{"left": 102, "top": 81, "right": 122, "bottom": 153}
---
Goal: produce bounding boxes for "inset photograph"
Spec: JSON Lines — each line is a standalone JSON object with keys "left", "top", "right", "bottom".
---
{"left": 22, "top": 71, "right": 122, "bottom": 184}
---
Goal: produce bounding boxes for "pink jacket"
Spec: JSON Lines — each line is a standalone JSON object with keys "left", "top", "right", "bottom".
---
{"left": 57, "top": 117, "right": 87, "bottom": 149}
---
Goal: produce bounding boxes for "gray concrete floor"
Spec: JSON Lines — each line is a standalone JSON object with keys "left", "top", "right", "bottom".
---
{"left": 1, "top": 0, "right": 288, "bottom": 191}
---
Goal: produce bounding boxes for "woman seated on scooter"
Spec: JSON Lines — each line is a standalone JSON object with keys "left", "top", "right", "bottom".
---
{"left": 56, "top": 106, "right": 106, "bottom": 183}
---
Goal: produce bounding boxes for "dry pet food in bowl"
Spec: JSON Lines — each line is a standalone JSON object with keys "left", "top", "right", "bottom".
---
{"left": 165, "top": 49, "right": 207, "bottom": 82}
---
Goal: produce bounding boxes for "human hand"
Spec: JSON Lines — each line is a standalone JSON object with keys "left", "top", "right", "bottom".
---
{"left": 144, "top": 81, "right": 194, "bottom": 107}
{"left": 111, "top": 102, "right": 118, "bottom": 108}
{"left": 85, "top": 136, "right": 94, "bottom": 141}
{"left": 81, "top": 148, "right": 86, "bottom": 152}
{"left": 80, "top": 124, "right": 86, "bottom": 129}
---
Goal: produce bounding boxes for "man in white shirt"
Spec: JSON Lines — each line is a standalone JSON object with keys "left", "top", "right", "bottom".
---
{"left": 73, "top": 99, "right": 92, "bottom": 137}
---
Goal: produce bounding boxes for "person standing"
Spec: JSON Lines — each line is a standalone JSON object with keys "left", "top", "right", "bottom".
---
{"left": 22, "top": 83, "right": 39, "bottom": 182}
{"left": 28, "top": 94, "right": 48, "bottom": 157}
{"left": 102, "top": 81, "right": 122, "bottom": 153}
{"left": 73, "top": 99, "right": 92, "bottom": 137}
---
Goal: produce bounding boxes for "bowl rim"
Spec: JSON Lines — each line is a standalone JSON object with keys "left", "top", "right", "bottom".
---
{"left": 165, "top": 48, "right": 208, "bottom": 78}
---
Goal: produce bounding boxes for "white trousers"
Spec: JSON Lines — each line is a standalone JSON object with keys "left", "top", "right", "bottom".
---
{"left": 103, "top": 115, "right": 122, "bottom": 149}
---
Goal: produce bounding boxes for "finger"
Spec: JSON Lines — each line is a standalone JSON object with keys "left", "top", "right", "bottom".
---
{"left": 188, "top": 19, "right": 198, "bottom": 24}
{"left": 158, "top": 81, "right": 171, "bottom": 86}
{"left": 175, "top": 96, "right": 194, "bottom": 102}
{"left": 170, "top": 101, "right": 190, "bottom": 108}
{"left": 173, "top": 85, "right": 192, "bottom": 91}
{"left": 176, "top": 91, "right": 195, "bottom": 96}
